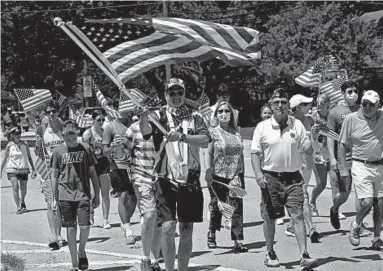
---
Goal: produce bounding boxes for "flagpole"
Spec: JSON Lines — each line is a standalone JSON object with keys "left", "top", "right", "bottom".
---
{"left": 163, "top": 0, "right": 171, "bottom": 81}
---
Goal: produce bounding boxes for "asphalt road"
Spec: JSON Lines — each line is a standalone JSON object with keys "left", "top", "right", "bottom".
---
{"left": 1, "top": 141, "right": 382, "bottom": 271}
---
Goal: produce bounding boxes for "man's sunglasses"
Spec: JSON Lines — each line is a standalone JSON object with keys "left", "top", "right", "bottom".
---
{"left": 271, "top": 100, "right": 288, "bottom": 106}
{"left": 96, "top": 118, "right": 105, "bottom": 122}
{"left": 168, "top": 91, "right": 184, "bottom": 97}
{"left": 301, "top": 102, "right": 311, "bottom": 106}
{"left": 46, "top": 110, "right": 57, "bottom": 114}
{"left": 218, "top": 109, "right": 231, "bottom": 114}
{"left": 347, "top": 89, "right": 358, "bottom": 95}
{"left": 362, "top": 101, "right": 376, "bottom": 108}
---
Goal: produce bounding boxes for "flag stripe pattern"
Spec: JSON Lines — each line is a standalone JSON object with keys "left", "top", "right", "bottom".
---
{"left": 93, "top": 81, "right": 122, "bottom": 119}
{"left": 295, "top": 66, "right": 322, "bottom": 87}
{"left": 228, "top": 186, "right": 247, "bottom": 198}
{"left": 119, "top": 88, "right": 147, "bottom": 113}
{"left": 61, "top": 17, "right": 260, "bottom": 84}
{"left": 14, "top": 89, "right": 52, "bottom": 112}
{"left": 218, "top": 201, "right": 235, "bottom": 218}
{"left": 198, "top": 92, "right": 212, "bottom": 122}
{"left": 319, "top": 77, "right": 346, "bottom": 105}
{"left": 319, "top": 124, "right": 340, "bottom": 141}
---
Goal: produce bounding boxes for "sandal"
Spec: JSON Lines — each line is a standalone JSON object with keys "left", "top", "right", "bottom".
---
{"left": 48, "top": 241, "right": 60, "bottom": 250}
{"left": 233, "top": 242, "right": 248, "bottom": 253}
{"left": 16, "top": 209, "right": 22, "bottom": 214}
{"left": 58, "top": 239, "right": 68, "bottom": 247}
{"left": 78, "top": 253, "right": 88, "bottom": 270}
{"left": 207, "top": 231, "right": 217, "bottom": 249}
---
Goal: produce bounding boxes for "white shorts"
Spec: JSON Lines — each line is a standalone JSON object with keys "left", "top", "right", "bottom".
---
{"left": 351, "top": 161, "right": 383, "bottom": 199}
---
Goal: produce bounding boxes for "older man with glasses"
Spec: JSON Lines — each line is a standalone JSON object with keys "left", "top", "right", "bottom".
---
{"left": 338, "top": 90, "right": 383, "bottom": 250}
{"left": 140, "top": 78, "right": 211, "bottom": 271}
{"left": 251, "top": 88, "right": 318, "bottom": 270}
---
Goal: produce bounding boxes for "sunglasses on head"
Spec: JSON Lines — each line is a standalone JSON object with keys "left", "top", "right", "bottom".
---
{"left": 46, "top": 110, "right": 57, "bottom": 114}
{"left": 271, "top": 100, "right": 288, "bottom": 106}
{"left": 347, "top": 89, "right": 358, "bottom": 95}
{"left": 168, "top": 90, "right": 184, "bottom": 97}
{"left": 96, "top": 118, "right": 105, "bottom": 122}
{"left": 362, "top": 101, "right": 376, "bottom": 108}
{"left": 218, "top": 109, "right": 231, "bottom": 114}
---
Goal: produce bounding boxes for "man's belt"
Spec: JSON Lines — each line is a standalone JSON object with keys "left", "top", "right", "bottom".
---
{"left": 262, "top": 170, "right": 302, "bottom": 185}
{"left": 352, "top": 158, "right": 382, "bottom": 165}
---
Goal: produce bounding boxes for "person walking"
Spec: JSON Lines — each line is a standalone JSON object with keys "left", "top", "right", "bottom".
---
{"left": 251, "top": 88, "right": 318, "bottom": 270}
{"left": 338, "top": 90, "right": 383, "bottom": 250}
{"left": 205, "top": 101, "right": 247, "bottom": 253}
{"left": 83, "top": 110, "right": 112, "bottom": 229}
{"left": 1, "top": 127, "right": 36, "bottom": 213}
{"left": 51, "top": 120, "right": 101, "bottom": 271}
{"left": 103, "top": 112, "right": 137, "bottom": 244}
{"left": 140, "top": 78, "right": 211, "bottom": 271}
{"left": 327, "top": 81, "right": 360, "bottom": 229}
{"left": 287, "top": 94, "right": 319, "bottom": 242}
{"left": 123, "top": 115, "right": 163, "bottom": 271}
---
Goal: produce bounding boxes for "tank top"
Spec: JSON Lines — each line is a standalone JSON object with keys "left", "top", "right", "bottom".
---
{"left": 5, "top": 141, "right": 30, "bottom": 174}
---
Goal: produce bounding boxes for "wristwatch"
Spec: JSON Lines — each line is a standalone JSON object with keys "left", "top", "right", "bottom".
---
{"left": 180, "top": 134, "right": 187, "bottom": 142}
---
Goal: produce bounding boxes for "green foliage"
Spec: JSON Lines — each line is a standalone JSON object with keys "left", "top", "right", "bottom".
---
{"left": 1, "top": 252, "right": 25, "bottom": 271}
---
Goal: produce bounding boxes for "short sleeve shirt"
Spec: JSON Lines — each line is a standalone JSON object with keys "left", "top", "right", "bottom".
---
{"left": 327, "top": 103, "right": 360, "bottom": 164}
{"left": 43, "top": 128, "right": 64, "bottom": 159}
{"left": 51, "top": 143, "right": 96, "bottom": 201}
{"left": 339, "top": 109, "right": 383, "bottom": 161}
{"left": 209, "top": 126, "right": 243, "bottom": 180}
{"left": 102, "top": 120, "right": 131, "bottom": 170}
{"left": 251, "top": 116, "right": 309, "bottom": 172}
{"left": 312, "top": 112, "right": 329, "bottom": 163}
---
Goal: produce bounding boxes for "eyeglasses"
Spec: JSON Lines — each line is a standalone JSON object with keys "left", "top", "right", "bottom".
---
{"left": 362, "top": 101, "right": 376, "bottom": 108}
{"left": 96, "top": 118, "right": 105, "bottom": 122}
{"left": 301, "top": 102, "right": 311, "bottom": 106}
{"left": 218, "top": 109, "right": 231, "bottom": 114}
{"left": 168, "top": 91, "right": 184, "bottom": 97}
{"left": 347, "top": 89, "right": 358, "bottom": 95}
{"left": 271, "top": 100, "right": 288, "bottom": 106}
{"left": 46, "top": 110, "right": 56, "bottom": 114}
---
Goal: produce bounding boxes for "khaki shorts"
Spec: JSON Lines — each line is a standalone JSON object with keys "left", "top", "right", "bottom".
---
{"left": 134, "top": 181, "right": 157, "bottom": 215}
{"left": 351, "top": 161, "right": 383, "bottom": 199}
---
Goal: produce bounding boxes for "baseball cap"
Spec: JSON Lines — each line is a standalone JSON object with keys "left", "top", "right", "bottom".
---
{"left": 362, "top": 90, "right": 380, "bottom": 104}
{"left": 270, "top": 88, "right": 289, "bottom": 100}
{"left": 166, "top": 78, "right": 185, "bottom": 91}
{"left": 289, "top": 94, "right": 313, "bottom": 108}
{"left": 9, "top": 127, "right": 21, "bottom": 135}
{"left": 61, "top": 120, "right": 80, "bottom": 135}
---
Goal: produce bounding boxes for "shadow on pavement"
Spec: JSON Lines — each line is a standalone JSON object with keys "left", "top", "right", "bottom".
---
{"left": 243, "top": 221, "right": 263, "bottom": 228}
{"left": 352, "top": 254, "right": 382, "bottom": 261}
{"left": 92, "top": 266, "right": 133, "bottom": 271}
{"left": 318, "top": 229, "right": 347, "bottom": 239}
{"left": 342, "top": 211, "right": 357, "bottom": 218}
{"left": 79, "top": 237, "right": 110, "bottom": 243}
{"left": 1, "top": 185, "right": 12, "bottom": 188}
{"left": 191, "top": 250, "right": 212, "bottom": 258}
{"left": 281, "top": 256, "right": 360, "bottom": 269}
{"left": 215, "top": 241, "right": 267, "bottom": 255}
{"left": 25, "top": 208, "right": 47, "bottom": 213}
{"left": 188, "top": 265, "right": 220, "bottom": 270}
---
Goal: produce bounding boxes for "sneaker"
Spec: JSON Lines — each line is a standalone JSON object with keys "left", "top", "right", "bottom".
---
{"left": 310, "top": 227, "right": 320, "bottom": 243}
{"left": 103, "top": 221, "right": 112, "bottom": 229}
{"left": 338, "top": 212, "right": 346, "bottom": 220}
{"left": 285, "top": 225, "right": 296, "bottom": 237}
{"left": 151, "top": 262, "right": 163, "bottom": 271}
{"left": 349, "top": 221, "right": 362, "bottom": 246}
{"left": 276, "top": 218, "right": 284, "bottom": 225}
{"left": 360, "top": 222, "right": 373, "bottom": 237}
{"left": 300, "top": 252, "right": 318, "bottom": 270}
{"left": 16, "top": 209, "right": 22, "bottom": 214}
{"left": 140, "top": 259, "right": 152, "bottom": 271}
{"left": 21, "top": 202, "right": 27, "bottom": 212}
{"left": 371, "top": 239, "right": 383, "bottom": 251}
{"left": 233, "top": 242, "right": 248, "bottom": 253}
{"left": 158, "top": 250, "right": 164, "bottom": 263}
{"left": 310, "top": 204, "right": 319, "bottom": 217}
{"left": 121, "top": 224, "right": 136, "bottom": 245}
{"left": 330, "top": 207, "right": 340, "bottom": 230}
{"left": 264, "top": 251, "right": 280, "bottom": 267}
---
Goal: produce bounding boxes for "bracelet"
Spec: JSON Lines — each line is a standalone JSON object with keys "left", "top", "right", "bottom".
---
{"left": 181, "top": 134, "right": 187, "bottom": 142}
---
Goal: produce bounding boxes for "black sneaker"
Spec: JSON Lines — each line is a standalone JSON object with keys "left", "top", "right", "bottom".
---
{"left": 151, "top": 262, "right": 163, "bottom": 271}
{"left": 330, "top": 207, "right": 340, "bottom": 230}
{"left": 158, "top": 250, "right": 164, "bottom": 263}
{"left": 300, "top": 252, "right": 318, "bottom": 270}
{"left": 140, "top": 259, "right": 151, "bottom": 271}
{"left": 21, "top": 202, "right": 27, "bottom": 212}
{"left": 309, "top": 228, "right": 320, "bottom": 243}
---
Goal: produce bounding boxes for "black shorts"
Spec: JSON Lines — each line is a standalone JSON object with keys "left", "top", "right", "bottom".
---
{"left": 59, "top": 200, "right": 91, "bottom": 227}
{"left": 7, "top": 173, "right": 28, "bottom": 181}
{"left": 155, "top": 177, "right": 204, "bottom": 224}
{"left": 260, "top": 170, "right": 304, "bottom": 220}
{"left": 330, "top": 168, "right": 352, "bottom": 193}
{"left": 110, "top": 169, "right": 135, "bottom": 195}
{"left": 95, "top": 156, "right": 110, "bottom": 176}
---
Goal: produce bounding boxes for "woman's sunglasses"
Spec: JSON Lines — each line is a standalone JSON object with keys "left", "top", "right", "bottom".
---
{"left": 347, "top": 89, "right": 358, "bottom": 95}
{"left": 96, "top": 118, "right": 106, "bottom": 122}
{"left": 168, "top": 91, "right": 184, "bottom": 97}
{"left": 218, "top": 109, "right": 231, "bottom": 114}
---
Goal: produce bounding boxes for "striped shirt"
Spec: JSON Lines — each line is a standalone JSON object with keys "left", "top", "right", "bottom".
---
{"left": 125, "top": 122, "right": 156, "bottom": 184}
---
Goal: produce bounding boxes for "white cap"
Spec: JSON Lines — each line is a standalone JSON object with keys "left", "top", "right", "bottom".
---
{"left": 362, "top": 90, "right": 380, "bottom": 104}
{"left": 289, "top": 94, "right": 313, "bottom": 108}
{"left": 132, "top": 115, "right": 139, "bottom": 121}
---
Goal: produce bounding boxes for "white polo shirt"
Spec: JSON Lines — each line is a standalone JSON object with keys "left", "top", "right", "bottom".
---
{"left": 251, "top": 115, "right": 309, "bottom": 172}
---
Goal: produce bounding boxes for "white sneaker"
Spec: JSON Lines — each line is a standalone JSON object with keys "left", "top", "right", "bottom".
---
{"left": 276, "top": 218, "right": 284, "bottom": 225}
{"left": 360, "top": 222, "right": 373, "bottom": 237}
{"left": 338, "top": 212, "right": 346, "bottom": 220}
{"left": 103, "top": 221, "right": 112, "bottom": 229}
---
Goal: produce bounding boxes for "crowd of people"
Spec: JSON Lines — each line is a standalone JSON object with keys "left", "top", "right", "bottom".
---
{"left": 1, "top": 78, "right": 382, "bottom": 271}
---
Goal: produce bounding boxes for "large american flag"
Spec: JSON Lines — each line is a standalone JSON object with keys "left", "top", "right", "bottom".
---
{"left": 58, "top": 17, "right": 260, "bottom": 84}
{"left": 319, "top": 76, "right": 347, "bottom": 105}
{"left": 294, "top": 58, "right": 325, "bottom": 87}
{"left": 93, "top": 80, "right": 121, "bottom": 119}
{"left": 14, "top": 89, "right": 52, "bottom": 112}
{"left": 198, "top": 92, "right": 212, "bottom": 122}
{"left": 119, "top": 88, "right": 147, "bottom": 113}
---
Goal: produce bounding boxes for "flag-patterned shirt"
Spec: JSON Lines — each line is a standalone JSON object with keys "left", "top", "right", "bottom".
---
{"left": 124, "top": 122, "right": 155, "bottom": 184}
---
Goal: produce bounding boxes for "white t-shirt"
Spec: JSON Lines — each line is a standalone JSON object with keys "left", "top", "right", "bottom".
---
{"left": 43, "top": 128, "right": 64, "bottom": 158}
{"left": 251, "top": 116, "right": 309, "bottom": 172}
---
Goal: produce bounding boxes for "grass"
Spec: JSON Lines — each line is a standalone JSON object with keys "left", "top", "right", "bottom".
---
{"left": 1, "top": 252, "right": 25, "bottom": 271}
{"left": 239, "top": 126, "right": 255, "bottom": 140}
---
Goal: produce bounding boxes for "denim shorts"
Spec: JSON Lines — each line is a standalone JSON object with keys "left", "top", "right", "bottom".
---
{"left": 59, "top": 200, "right": 91, "bottom": 227}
